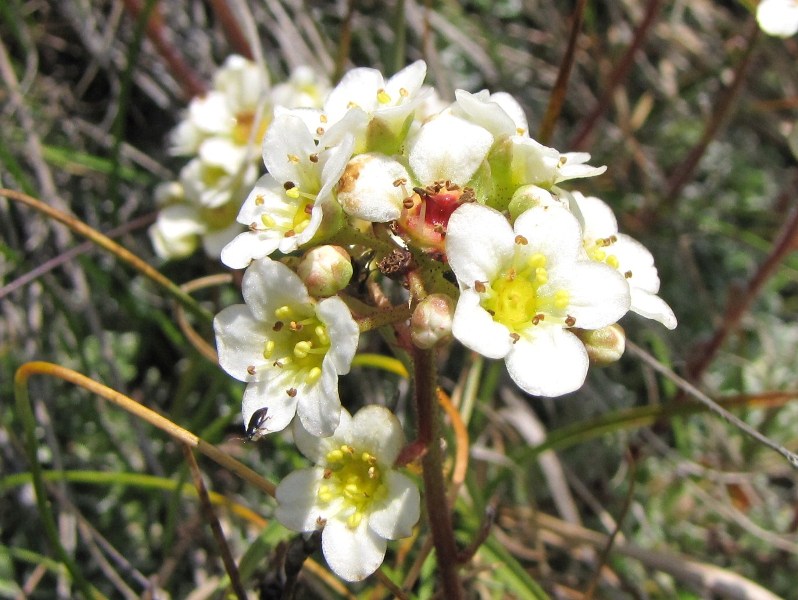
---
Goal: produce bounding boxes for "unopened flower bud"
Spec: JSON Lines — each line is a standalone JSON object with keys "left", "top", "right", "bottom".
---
{"left": 508, "top": 185, "right": 560, "bottom": 221}
{"left": 297, "top": 245, "right": 353, "bottom": 297}
{"left": 411, "top": 293, "right": 455, "bottom": 349}
{"left": 575, "top": 324, "right": 626, "bottom": 366}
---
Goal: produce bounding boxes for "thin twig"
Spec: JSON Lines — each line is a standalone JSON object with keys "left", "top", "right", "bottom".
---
{"left": 661, "top": 20, "right": 759, "bottom": 210}
{"left": 626, "top": 341, "right": 798, "bottom": 470}
{"left": 209, "top": 0, "right": 253, "bottom": 59}
{"left": 182, "top": 445, "right": 247, "bottom": 600}
{"left": 175, "top": 273, "right": 234, "bottom": 364}
{"left": 686, "top": 177, "right": 798, "bottom": 381}
{"left": 569, "top": 0, "right": 663, "bottom": 150}
{"left": 537, "top": 0, "right": 589, "bottom": 145}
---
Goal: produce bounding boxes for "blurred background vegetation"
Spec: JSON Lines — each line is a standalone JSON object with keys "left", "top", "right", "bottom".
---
{"left": 2, "top": 0, "right": 798, "bottom": 598}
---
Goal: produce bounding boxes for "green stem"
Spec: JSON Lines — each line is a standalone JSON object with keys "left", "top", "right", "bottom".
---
{"left": 14, "top": 371, "right": 104, "bottom": 599}
{"left": 413, "top": 347, "right": 464, "bottom": 599}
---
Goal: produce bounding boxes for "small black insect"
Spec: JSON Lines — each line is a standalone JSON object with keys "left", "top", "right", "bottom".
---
{"left": 246, "top": 407, "right": 271, "bottom": 441}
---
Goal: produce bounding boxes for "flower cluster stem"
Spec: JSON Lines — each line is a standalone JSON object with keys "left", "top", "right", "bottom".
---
{"left": 413, "top": 347, "right": 464, "bottom": 599}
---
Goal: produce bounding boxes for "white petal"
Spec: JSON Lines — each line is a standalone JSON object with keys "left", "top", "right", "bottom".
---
{"left": 324, "top": 67, "right": 384, "bottom": 122}
{"left": 489, "top": 92, "right": 529, "bottom": 136}
{"left": 262, "top": 114, "right": 317, "bottom": 183}
{"left": 757, "top": 0, "right": 798, "bottom": 37}
{"left": 274, "top": 468, "right": 327, "bottom": 531}
{"left": 348, "top": 406, "right": 406, "bottom": 465}
{"left": 409, "top": 114, "right": 493, "bottom": 185}
{"left": 316, "top": 297, "right": 360, "bottom": 374}
{"left": 241, "top": 379, "right": 299, "bottom": 435}
{"left": 569, "top": 192, "right": 618, "bottom": 241}
{"left": 293, "top": 408, "right": 352, "bottom": 463}
{"left": 322, "top": 518, "right": 387, "bottom": 582}
{"left": 201, "top": 222, "right": 243, "bottom": 259}
{"left": 188, "top": 92, "right": 234, "bottom": 135}
{"left": 454, "top": 89, "right": 518, "bottom": 137}
{"left": 446, "top": 203, "right": 515, "bottom": 284}
{"left": 451, "top": 289, "right": 513, "bottom": 359}
{"left": 240, "top": 258, "right": 311, "bottom": 322}
{"left": 213, "top": 305, "right": 269, "bottom": 381}
{"left": 199, "top": 138, "right": 249, "bottom": 175}
{"left": 220, "top": 231, "right": 279, "bottom": 269}
{"left": 369, "top": 471, "right": 420, "bottom": 539}
{"left": 505, "top": 327, "right": 589, "bottom": 397}
{"left": 630, "top": 289, "right": 677, "bottom": 330}
{"left": 336, "top": 154, "right": 409, "bottom": 222}
{"left": 612, "top": 234, "right": 660, "bottom": 293}
{"left": 149, "top": 204, "right": 204, "bottom": 260}
{"left": 295, "top": 367, "right": 342, "bottom": 438}
{"left": 549, "top": 262, "right": 630, "bottom": 329}
{"left": 514, "top": 205, "right": 583, "bottom": 267}
{"left": 384, "top": 60, "right": 427, "bottom": 102}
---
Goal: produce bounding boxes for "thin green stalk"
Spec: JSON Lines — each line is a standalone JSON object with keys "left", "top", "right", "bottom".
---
{"left": 14, "top": 371, "right": 103, "bottom": 600}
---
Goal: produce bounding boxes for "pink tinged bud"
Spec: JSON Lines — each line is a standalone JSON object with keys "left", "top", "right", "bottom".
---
{"left": 410, "top": 293, "right": 455, "bottom": 349}
{"left": 575, "top": 323, "right": 626, "bottom": 366}
{"left": 297, "top": 245, "right": 353, "bottom": 297}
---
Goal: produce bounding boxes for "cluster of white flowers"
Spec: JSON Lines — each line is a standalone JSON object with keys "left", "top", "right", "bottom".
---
{"left": 160, "top": 59, "right": 679, "bottom": 582}
{"left": 150, "top": 57, "right": 330, "bottom": 259}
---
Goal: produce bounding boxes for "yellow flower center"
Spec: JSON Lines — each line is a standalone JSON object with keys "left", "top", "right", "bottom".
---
{"left": 232, "top": 110, "right": 270, "bottom": 146}
{"left": 585, "top": 236, "right": 619, "bottom": 269}
{"left": 317, "top": 445, "right": 387, "bottom": 529}
{"left": 262, "top": 304, "right": 331, "bottom": 385}
{"left": 478, "top": 252, "right": 572, "bottom": 334}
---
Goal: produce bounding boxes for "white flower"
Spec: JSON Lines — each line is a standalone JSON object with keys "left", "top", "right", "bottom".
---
{"left": 452, "top": 89, "right": 529, "bottom": 138}
{"left": 446, "top": 203, "right": 630, "bottom": 397}
{"left": 148, "top": 179, "right": 244, "bottom": 261}
{"left": 170, "top": 55, "right": 269, "bottom": 155}
{"left": 568, "top": 192, "right": 677, "bottom": 330}
{"left": 270, "top": 66, "right": 330, "bottom": 110}
{"left": 213, "top": 258, "right": 359, "bottom": 437}
{"left": 275, "top": 406, "right": 420, "bottom": 582}
{"left": 337, "top": 113, "right": 493, "bottom": 241}
{"left": 509, "top": 136, "right": 606, "bottom": 189}
{"left": 322, "top": 61, "right": 429, "bottom": 152}
{"left": 757, "top": 0, "right": 798, "bottom": 37}
{"left": 220, "top": 114, "right": 354, "bottom": 269}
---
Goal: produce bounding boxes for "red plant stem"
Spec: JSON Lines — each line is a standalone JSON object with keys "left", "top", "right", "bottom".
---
{"left": 209, "top": 0, "right": 253, "bottom": 59}
{"left": 121, "top": 0, "right": 206, "bottom": 99}
{"left": 662, "top": 20, "right": 759, "bottom": 211}
{"left": 537, "top": 0, "right": 589, "bottom": 145}
{"left": 412, "top": 346, "right": 464, "bottom": 599}
{"left": 687, "top": 179, "right": 798, "bottom": 382}
{"left": 569, "top": 0, "right": 663, "bottom": 151}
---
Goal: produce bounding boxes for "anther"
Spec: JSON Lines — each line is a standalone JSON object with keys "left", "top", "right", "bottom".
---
{"left": 284, "top": 181, "right": 296, "bottom": 190}
{"left": 290, "top": 321, "right": 303, "bottom": 331}
{"left": 309, "top": 153, "right": 319, "bottom": 163}
{"left": 565, "top": 315, "right": 576, "bottom": 327}
{"left": 413, "top": 186, "right": 430, "bottom": 198}
{"left": 403, "top": 196, "right": 415, "bottom": 209}
{"left": 624, "top": 270, "right": 633, "bottom": 279}
{"left": 320, "top": 114, "right": 328, "bottom": 124}
{"left": 515, "top": 235, "right": 528, "bottom": 245}
{"left": 254, "top": 195, "right": 265, "bottom": 206}
{"left": 474, "top": 280, "right": 486, "bottom": 293}
{"left": 315, "top": 516, "right": 327, "bottom": 528}
{"left": 393, "top": 178, "right": 407, "bottom": 187}
{"left": 285, "top": 229, "right": 296, "bottom": 237}
{"left": 247, "top": 365, "right": 256, "bottom": 375}
{"left": 273, "top": 321, "right": 284, "bottom": 332}
{"left": 531, "top": 313, "right": 545, "bottom": 325}
{"left": 288, "top": 154, "right": 300, "bottom": 163}
{"left": 316, "top": 127, "right": 325, "bottom": 136}
{"left": 287, "top": 387, "right": 297, "bottom": 397}
{"left": 304, "top": 204, "right": 313, "bottom": 214}
{"left": 510, "top": 332, "right": 520, "bottom": 343}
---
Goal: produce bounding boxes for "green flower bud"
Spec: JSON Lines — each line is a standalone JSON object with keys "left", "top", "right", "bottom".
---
{"left": 575, "top": 324, "right": 626, "bottom": 366}
{"left": 297, "top": 245, "right": 353, "bottom": 297}
{"left": 411, "top": 293, "right": 455, "bottom": 349}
